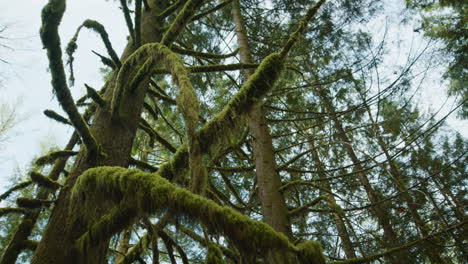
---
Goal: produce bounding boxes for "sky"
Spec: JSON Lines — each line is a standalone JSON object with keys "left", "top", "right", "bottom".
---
{"left": 0, "top": 0, "right": 467, "bottom": 194}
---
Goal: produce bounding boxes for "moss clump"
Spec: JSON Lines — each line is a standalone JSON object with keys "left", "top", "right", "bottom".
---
{"left": 16, "top": 197, "right": 52, "bottom": 209}
{"left": 161, "top": 0, "right": 205, "bottom": 46}
{"left": 0, "top": 181, "right": 33, "bottom": 201}
{"left": 296, "top": 241, "right": 326, "bottom": 264}
{"left": 36, "top": 150, "right": 78, "bottom": 166}
{"left": 205, "top": 244, "right": 225, "bottom": 264}
{"left": 30, "top": 171, "right": 62, "bottom": 189}
{"left": 0, "top": 207, "right": 28, "bottom": 217}
{"left": 44, "top": 109, "right": 71, "bottom": 125}
{"left": 71, "top": 167, "right": 324, "bottom": 261}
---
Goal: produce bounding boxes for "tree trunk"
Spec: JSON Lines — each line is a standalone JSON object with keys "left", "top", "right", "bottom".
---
{"left": 31, "top": 2, "right": 169, "bottom": 263}
{"left": 362, "top": 100, "right": 447, "bottom": 263}
{"left": 231, "top": 0, "right": 293, "bottom": 262}
{"left": 308, "top": 138, "right": 357, "bottom": 259}
{"left": 315, "top": 87, "right": 409, "bottom": 263}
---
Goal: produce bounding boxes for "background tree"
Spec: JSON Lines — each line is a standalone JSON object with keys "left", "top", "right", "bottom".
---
{"left": 0, "top": 0, "right": 466, "bottom": 264}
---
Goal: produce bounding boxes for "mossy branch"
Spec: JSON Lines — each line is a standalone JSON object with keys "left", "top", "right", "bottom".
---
{"left": 134, "top": 0, "right": 142, "bottom": 47}
{"left": 0, "top": 207, "right": 29, "bottom": 217}
{"left": 16, "top": 197, "right": 53, "bottom": 209}
{"left": 44, "top": 109, "right": 71, "bottom": 125}
{"left": 153, "top": 62, "right": 259, "bottom": 74}
{"left": 171, "top": 46, "right": 239, "bottom": 59}
{"left": 71, "top": 167, "right": 325, "bottom": 262}
{"left": 119, "top": 0, "right": 135, "bottom": 42}
{"left": 158, "top": 53, "right": 284, "bottom": 182}
{"left": 36, "top": 150, "right": 78, "bottom": 166}
{"left": 0, "top": 181, "right": 33, "bottom": 201}
{"left": 161, "top": 0, "right": 205, "bottom": 46}
{"left": 85, "top": 84, "right": 106, "bottom": 107}
{"left": 21, "top": 240, "right": 39, "bottom": 251}
{"left": 40, "top": 0, "right": 99, "bottom": 157}
{"left": 279, "top": 0, "right": 326, "bottom": 58}
{"left": 92, "top": 50, "right": 116, "bottom": 69}
{"left": 30, "top": 171, "right": 62, "bottom": 190}
{"left": 206, "top": 244, "right": 225, "bottom": 264}
{"left": 66, "top": 19, "right": 121, "bottom": 84}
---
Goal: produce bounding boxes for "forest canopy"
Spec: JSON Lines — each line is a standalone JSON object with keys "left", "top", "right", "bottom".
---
{"left": 0, "top": 0, "right": 466, "bottom": 263}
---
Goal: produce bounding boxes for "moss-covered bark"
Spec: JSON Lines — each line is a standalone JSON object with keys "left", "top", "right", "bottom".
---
{"left": 71, "top": 166, "right": 325, "bottom": 264}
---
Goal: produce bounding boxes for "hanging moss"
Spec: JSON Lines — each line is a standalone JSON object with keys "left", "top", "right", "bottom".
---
{"left": 0, "top": 181, "right": 33, "bottom": 201}
{"left": 44, "top": 109, "right": 71, "bottom": 125}
{"left": 198, "top": 52, "right": 283, "bottom": 151}
{"left": 153, "top": 62, "right": 259, "bottom": 74}
{"left": 30, "top": 171, "right": 62, "bottom": 190}
{"left": 40, "top": 0, "right": 99, "bottom": 158}
{"left": 71, "top": 167, "right": 324, "bottom": 262}
{"left": 66, "top": 19, "right": 121, "bottom": 85}
{"left": 0, "top": 207, "right": 28, "bottom": 217}
{"left": 205, "top": 244, "right": 225, "bottom": 264}
{"left": 36, "top": 150, "right": 78, "bottom": 166}
{"left": 16, "top": 197, "right": 52, "bottom": 209}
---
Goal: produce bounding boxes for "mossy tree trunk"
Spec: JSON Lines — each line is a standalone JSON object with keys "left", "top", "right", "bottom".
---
{"left": 231, "top": 0, "right": 294, "bottom": 262}
{"left": 30, "top": 2, "right": 171, "bottom": 263}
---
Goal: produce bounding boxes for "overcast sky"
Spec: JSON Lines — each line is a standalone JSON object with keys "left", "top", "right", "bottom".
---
{"left": 0, "top": 0, "right": 466, "bottom": 194}
{"left": 0, "top": 0, "right": 128, "bottom": 192}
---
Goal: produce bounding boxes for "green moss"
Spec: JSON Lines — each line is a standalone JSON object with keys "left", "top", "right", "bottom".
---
{"left": 71, "top": 167, "right": 324, "bottom": 261}
{"left": 296, "top": 241, "right": 326, "bottom": 264}
{"left": 161, "top": 0, "right": 205, "bottom": 46}
{"left": 44, "top": 109, "right": 71, "bottom": 125}
{"left": 0, "top": 181, "right": 33, "bottom": 201}
{"left": 0, "top": 207, "right": 28, "bottom": 217}
{"left": 205, "top": 244, "right": 225, "bottom": 264}
{"left": 36, "top": 150, "right": 78, "bottom": 166}
{"left": 85, "top": 84, "right": 106, "bottom": 107}
{"left": 16, "top": 197, "right": 52, "bottom": 209}
{"left": 40, "top": 0, "right": 99, "bottom": 158}
{"left": 30, "top": 171, "right": 62, "bottom": 189}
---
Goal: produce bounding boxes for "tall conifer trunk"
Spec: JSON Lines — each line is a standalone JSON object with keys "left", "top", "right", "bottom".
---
{"left": 231, "top": 0, "right": 293, "bottom": 262}
{"left": 315, "top": 87, "right": 410, "bottom": 263}
{"left": 308, "top": 138, "right": 357, "bottom": 259}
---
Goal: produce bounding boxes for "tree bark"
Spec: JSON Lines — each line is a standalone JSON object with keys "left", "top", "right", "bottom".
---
{"left": 231, "top": 0, "right": 293, "bottom": 262}
{"left": 308, "top": 138, "right": 357, "bottom": 259}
